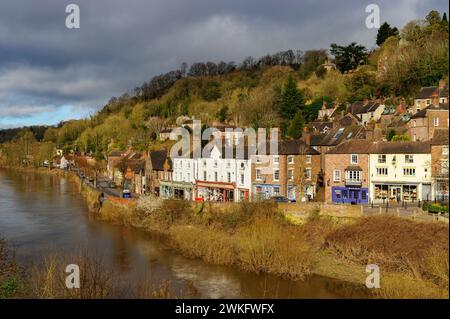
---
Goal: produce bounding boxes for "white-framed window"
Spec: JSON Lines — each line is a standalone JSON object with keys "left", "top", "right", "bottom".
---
{"left": 403, "top": 168, "right": 416, "bottom": 176}
{"left": 345, "top": 170, "right": 361, "bottom": 181}
{"left": 203, "top": 171, "right": 207, "bottom": 181}
{"left": 443, "top": 146, "right": 449, "bottom": 156}
{"left": 288, "top": 169, "right": 294, "bottom": 180}
{"left": 273, "top": 187, "right": 280, "bottom": 196}
{"left": 273, "top": 169, "right": 280, "bottom": 181}
{"left": 378, "top": 154, "right": 386, "bottom": 163}
{"left": 433, "top": 117, "right": 439, "bottom": 127}
{"left": 304, "top": 168, "right": 312, "bottom": 180}
{"left": 333, "top": 170, "right": 340, "bottom": 182}
{"left": 240, "top": 174, "right": 245, "bottom": 185}
{"left": 180, "top": 161, "right": 183, "bottom": 169}
{"left": 376, "top": 167, "right": 388, "bottom": 176}
{"left": 187, "top": 161, "right": 190, "bottom": 169}
{"left": 350, "top": 154, "right": 358, "bottom": 164}
{"left": 227, "top": 172, "right": 231, "bottom": 183}
{"left": 256, "top": 169, "right": 262, "bottom": 180}
{"left": 214, "top": 171, "right": 218, "bottom": 182}
{"left": 226, "top": 161, "right": 231, "bottom": 168}
{"left": 187, "top": 173, "right": 190, "bottom": 181}
{"left": 214, "top": 161, "right": 218, "bottom": 168}
{"left": 287, "top": 156, "right": 294, "bottom": 164}
{"left": 273, "top": 156, "right": 279, "bottom": 164}
{"left": 405, "top": 154, "right": 414, "bottom": 163}
{"left": 426, "top": 99, "right": 431, "bottom": 105}
{"left": 306, "top": 155, "right": 312, "bottom": 164}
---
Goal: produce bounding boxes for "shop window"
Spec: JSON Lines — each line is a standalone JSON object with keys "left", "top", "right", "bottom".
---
{"left": 335, "top": 190, "right": 342, "bottom": 199}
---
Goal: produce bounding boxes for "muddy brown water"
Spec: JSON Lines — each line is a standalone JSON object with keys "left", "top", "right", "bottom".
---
{"left": 0, "top": 168, "right": 369, "bottom": 298}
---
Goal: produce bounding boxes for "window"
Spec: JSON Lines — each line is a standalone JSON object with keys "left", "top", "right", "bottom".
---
{"left": 273, "top": 187, "right": 280, "bottom": 196}
{"left": 304, "top": 168, "right": 312, "bottom": 180}
{"left": 256, "top": 169, "right": 262, "bottom": 180}
{"left": 203, "top": 171, "right": 207, "bottom": 181}
{"left": 180, "top": 161, "right": 183, "bottom": 168}
{"left": 333, "top": 170, "right": 341, "bottom": 182}
{"left": 345, "top": 170, "right": 361, "bottom": 181}
{"left": 273, "top": 156, "right": 279, "bottom": 164}
{"left": 256, "top": 156, "right": 262, "bottom": 163}
{"left": 433, "top": 117, "right": 439, "bottom": 127}
{"left": 376, "top": 167, "right": 388, "bottom": 176}
{"left": 350, "top": 154, "right": 358, "bottom": 164}
{"left": 405, "top": 155, "right": 414, "bottom": 163}
{"left": 240, "top": 174, "right": 245, "bottom": 185}
{"left": 443, "top": 146, "right": 449, "bottom": 156}
{"left": 227, "top": 172, "right": 231, "bottom": 183}
{"left": 203, "top": 161, "right": 207, "bottom": 167}
{"left": 306, "top": 155, "right": 312, "bottom": 164}
{"left": 187, "top": 162, "right": 190, "bottom": 169}
{"left": 214, "top": 161, "right": 218, "bottom": 168}
{"left": 403, "top": 168, "right": 416, "bottom": 176}
{"left": 214, "top": 172, "right": 218, "bottom": 182}
{"left": 378, "top": 154, "right": 386, "bottom": 163}
{"left": 226, "top": 161, "right": 231, "bottom": 168}
{"left": 288, "top": 169, "right": 294, "bottom": 180}
{"left": 273, "top": 169, "right": 280, "bottom": 181}
{"left": 426, "top": 99, "right": 431, "bottom": 105}
{"left": 413, "top": 134, "right": 416, "bottom": 142}
{"left": 288, "top": 156, "right": 294, "bottom": 164}
{"left": 187, "top": 173, "right": 190, "bottom": 181}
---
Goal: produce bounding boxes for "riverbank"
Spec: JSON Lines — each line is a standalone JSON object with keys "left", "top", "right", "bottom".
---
{"left": 82, "top": 185, "right": 448, "bottom": 299}
{"left": 3, "top": 167, "right": 449, "bottom": 299}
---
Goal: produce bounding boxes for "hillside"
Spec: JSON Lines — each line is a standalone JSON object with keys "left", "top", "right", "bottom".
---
{"left": 0, "top": 10, "right": 448, "bottom": 165}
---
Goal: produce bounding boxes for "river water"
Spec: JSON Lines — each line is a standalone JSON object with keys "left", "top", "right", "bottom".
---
{"left": 0, "top": 168, "right": 366, "bottom": 298}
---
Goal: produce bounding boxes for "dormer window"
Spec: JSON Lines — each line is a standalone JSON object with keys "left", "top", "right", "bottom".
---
{"left": 350, "top": 154, "right": 358, "bottom": 164}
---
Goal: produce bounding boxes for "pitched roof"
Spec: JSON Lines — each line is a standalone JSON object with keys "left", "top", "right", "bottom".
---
{"left": 350, "top": 101, "right": 381, "bottom": 115}
{"left": 410, "top": 103, "right": 449, "bottom": 119}
{"left": 326, "top": 139, "right": 373, "bottom": 154}
{"left": 279, "top": 140, "right": 320, "bottom": 155}
{"left": 430, "top": 129, "right": 449, "bottom": 145}
{"left": 327, "top": 140, "right": 431, "bottom": 154}
{"left": 108, "top": 150, "right": 123, "bottom": 157}
{"left": 416, "top": 86, "right": 439, "bottom": 99}
{"left": 312, "top": 125, "right": 365, "bottom": 146}
{"left": 149, "top": 150, "right": 168, "bottom": 171}
{"left": 439, "top": 84, "right": 449, "bottom": 98}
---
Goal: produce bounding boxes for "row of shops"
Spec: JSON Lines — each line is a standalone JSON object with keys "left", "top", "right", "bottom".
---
{"left": 330, "top": 182, "right": 433, "bottom": 204}
{"left": 159, "top": 180, "right": 249, "bottom": 202}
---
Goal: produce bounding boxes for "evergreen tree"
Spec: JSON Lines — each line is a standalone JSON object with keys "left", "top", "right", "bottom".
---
{"left": 287, "top": 110, "right": 305, "bottom": 139}
{"left": 279, "top": 76, "right": 305, "bottom": 120}
{"left": 376, "top": 22, "right": 399, "bottom": 46}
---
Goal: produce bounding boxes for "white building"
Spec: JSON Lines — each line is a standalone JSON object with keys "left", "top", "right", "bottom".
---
{"left": 172, "top": 144, "right": 252, "bottom": 202}
{"left": 368, "top": 142, "right": 432, "bottom": 203}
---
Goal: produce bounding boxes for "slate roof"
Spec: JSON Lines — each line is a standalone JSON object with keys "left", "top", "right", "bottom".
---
{"left": 279, "top": 140, "right": 320, "bottom": 155}
{"left": 311, "top": 125, "right": 365, "bottom": 146}
{"left": 149, "top": 150, "right": 168, "bottom": 171}
{"left": 416, "top": 86, "right": 439, "bottom": 99}
{"left": 410, "top": 103, "right": 449, "bottom": 119}
{"left": 327, "top": 140, "right": 431, "bottom": 154}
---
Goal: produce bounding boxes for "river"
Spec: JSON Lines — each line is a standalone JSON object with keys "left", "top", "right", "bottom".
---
{"left": 0, "top": 168, "right": 366, "bottom": 298}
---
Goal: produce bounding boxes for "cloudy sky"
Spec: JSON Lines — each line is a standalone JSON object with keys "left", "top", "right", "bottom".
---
{"left": 0, "top": 0, "right": 448, "bottom": 129}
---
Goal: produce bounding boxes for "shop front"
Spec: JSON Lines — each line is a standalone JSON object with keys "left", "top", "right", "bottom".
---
{"left": 252, "top": 184, "right": 281, "bottom": 200}
{"left": 196, "top": 181, "right": 236, "bottom": 202}
{"left": 331, "top": 186, "right": 369, "bottom": 204}
{"left": 372, "top": 183, "right": 420, "bottom": 202}
{"left": 160, "top": 181, "right": 194, "bottom": 200}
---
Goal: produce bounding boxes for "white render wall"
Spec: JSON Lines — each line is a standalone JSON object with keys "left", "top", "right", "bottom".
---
{"left": 368, "top": 152, "right": 432, "bottom": 201}
{"left": 171, "top": 145, "right": 252, "bottom": 201}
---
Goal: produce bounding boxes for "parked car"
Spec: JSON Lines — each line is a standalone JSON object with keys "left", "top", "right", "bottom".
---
{"left": 272, "top": 196, "right": 291, "bottom": 203}
{"left": 122, "top": 189, "right": 132, "bottom": 199}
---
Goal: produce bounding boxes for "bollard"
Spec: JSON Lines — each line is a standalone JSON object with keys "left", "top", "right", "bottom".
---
{"left": 379, "top": 206, "right": 382, "bottom": 214}
{"left": 396, "top": 208, "right": 400, "bottom": 217}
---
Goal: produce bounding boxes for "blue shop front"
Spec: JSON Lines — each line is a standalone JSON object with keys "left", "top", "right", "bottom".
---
{"left": 331, "top": 186, "right": 369, "bottom": 204}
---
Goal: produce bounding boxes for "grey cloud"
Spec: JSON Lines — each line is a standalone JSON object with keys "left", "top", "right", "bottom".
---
{"left": 0, "top": 0, "right": 448, "bottom": 127}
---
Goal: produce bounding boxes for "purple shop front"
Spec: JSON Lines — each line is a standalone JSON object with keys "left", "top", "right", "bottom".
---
{"left": 331, "top": 186, "right": 368, "bottom": 204}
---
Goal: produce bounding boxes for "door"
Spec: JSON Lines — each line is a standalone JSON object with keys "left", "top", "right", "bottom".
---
{"left": 422, "top": 184, "right": 431, "bottom": 201}
{"left": 391, "top": 187, "right": 402, "bottom": 201}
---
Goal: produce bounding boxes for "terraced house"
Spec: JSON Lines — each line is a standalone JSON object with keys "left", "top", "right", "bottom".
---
{"left": 252, "top": 140, "right": 321, "bottom": 201}
{"left": 368, "top": 141, "right": 432, "bottom": 203}
{"left": 324, "top": 140, "right": 436, "bottom": 204}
